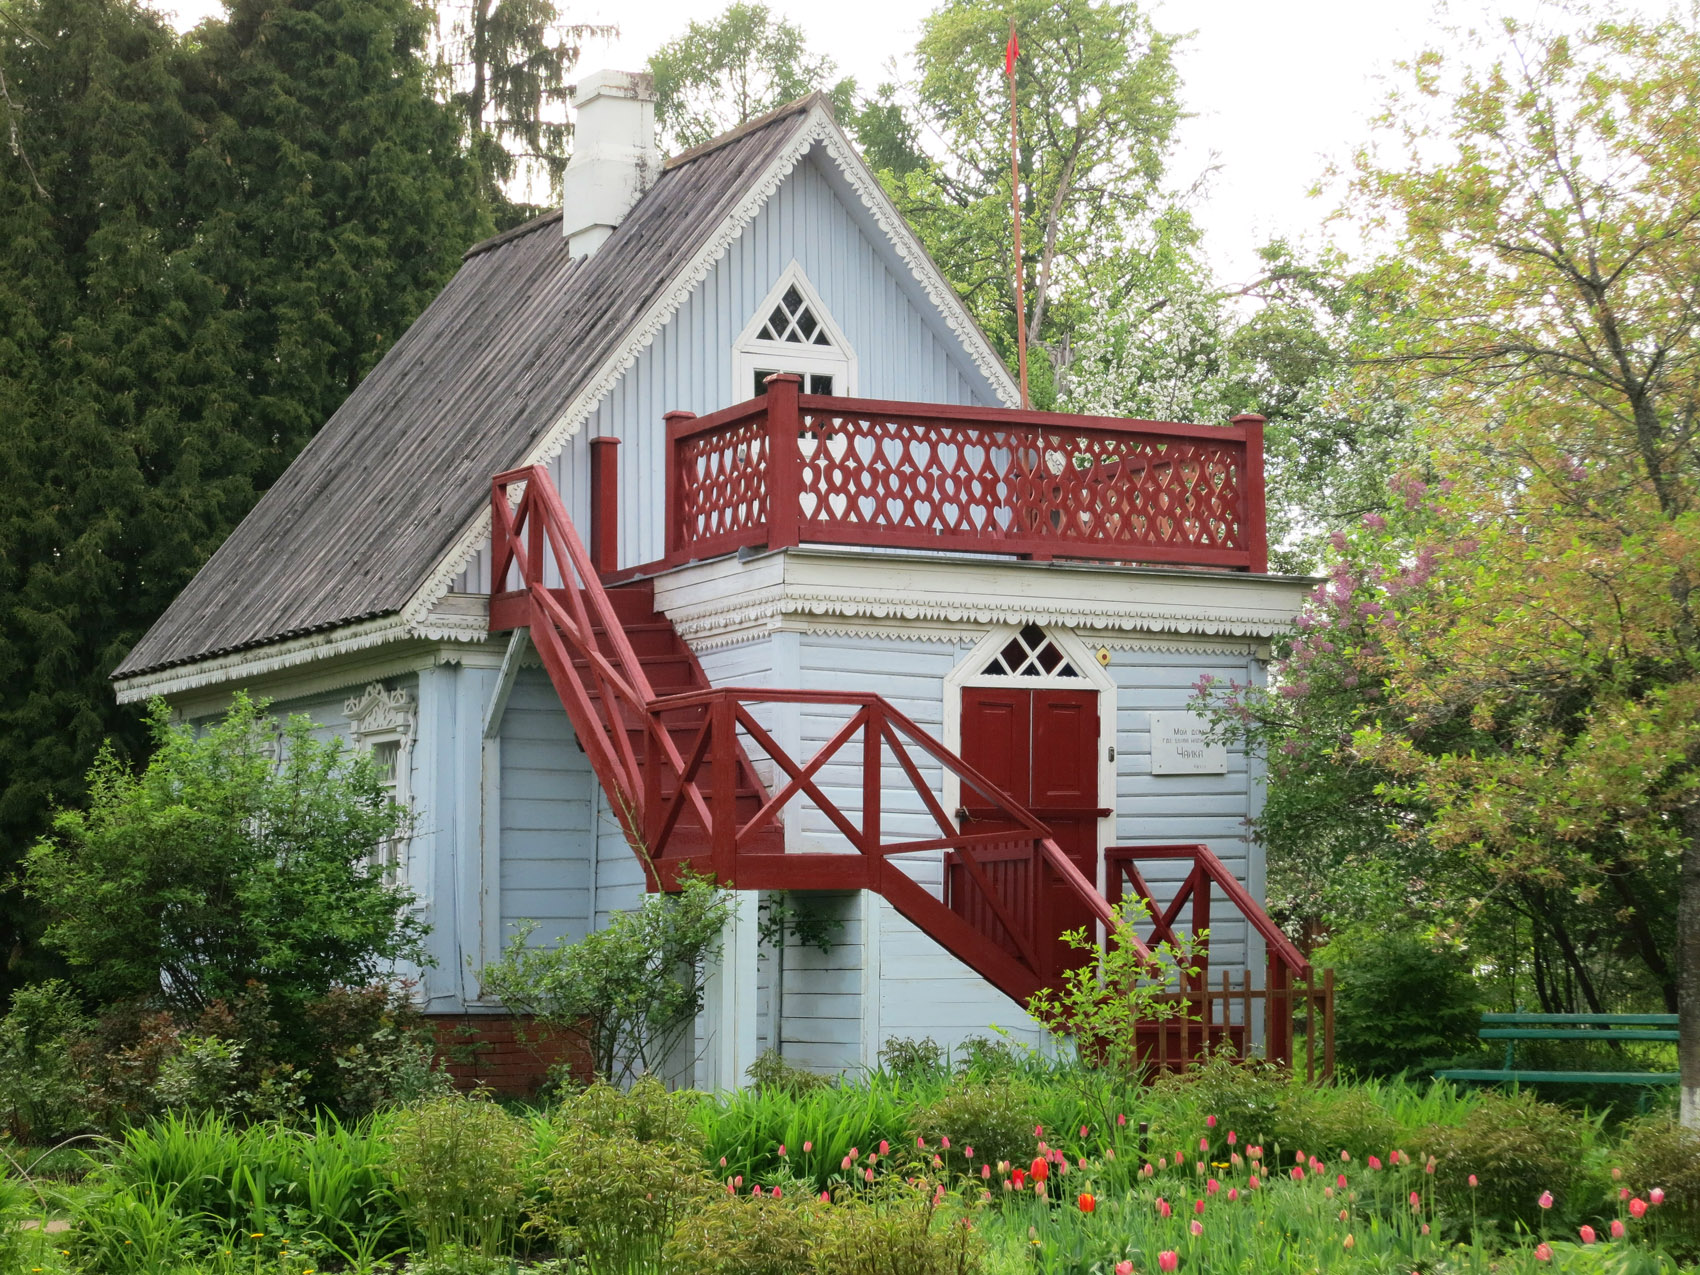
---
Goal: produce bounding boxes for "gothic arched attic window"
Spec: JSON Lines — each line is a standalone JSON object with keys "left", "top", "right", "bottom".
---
{"left": 981, "top": 624, "right": 1082, "bottom": 678}
{"left": 734, "top": 264, "right": 856, "bottom": 399}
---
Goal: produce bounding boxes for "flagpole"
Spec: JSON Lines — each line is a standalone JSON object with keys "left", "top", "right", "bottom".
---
{"left": 1007, "top": 19, "right": 1030, "bottom": 409}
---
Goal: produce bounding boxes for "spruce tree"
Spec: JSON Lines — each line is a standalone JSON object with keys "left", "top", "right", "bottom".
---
{"left": 0, "top": 0, "right": 490, "bottom": 996}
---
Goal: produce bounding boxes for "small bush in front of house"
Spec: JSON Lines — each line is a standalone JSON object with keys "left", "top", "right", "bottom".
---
{"left": 908, "top": 1078, "right": 1039, "bottom": 1176}
{"left": 482, "top": 873, "right": 734, "bottom": 1084}
{"left": 0, "top": 978, "right": 94, "bottom": 1142}
{"left": 1614, "top": 1116, "right": 1700, "bottom": 1256}
{"left": 1316, "top": 924, "right": 1484, "bottom": 1076}
{"left": 664, "top": 1192, "right": 833, "bottom": 1275}
{"left": 388, "top": 1090, "right": 534, "bottom": 1257}
{"left": 531, "top": 1082, "right": 713, "bottom": 1269}
{"left": 1418, "top": 1088, "right": 1593, "bottom": 1235}
{"left": 746, "top": 1048, "right": 835, "bottom": 1097}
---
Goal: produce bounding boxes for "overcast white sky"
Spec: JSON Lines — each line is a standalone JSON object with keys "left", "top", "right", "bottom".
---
{"left": 154, "top": 0, "right": 1668, "bottom": 284}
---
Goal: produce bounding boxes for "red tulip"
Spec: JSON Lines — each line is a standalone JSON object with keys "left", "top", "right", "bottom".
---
{"left": 1611, "top": 1220, "right": 1626, "bottom": 1239}
{"left": 1030, "top": 1157, "right": 1049, "bottom": 1183}
{"left": 1157, "top": 1197, "right": 1172, "bottom": 1219}
{"left": 1157, "top": 1251, "right": 1179, "bottom": 1273}
{"left": 1078, "top": 1192, "right": 1096, "bottom": 1213}
{"left": 1631, "top": 1197, "right": 1649, "bottom": 1218}
{"left": 1579, "top": 1226, "right": 1597, "bottom": 1245}
{"left": 1012, "top": 1169, "right": 1026, "bottom": 1189}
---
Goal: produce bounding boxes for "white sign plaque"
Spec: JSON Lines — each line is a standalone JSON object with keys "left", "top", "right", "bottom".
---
{"left": 1149, "top": 712, "right": 1228, "bottom": 776}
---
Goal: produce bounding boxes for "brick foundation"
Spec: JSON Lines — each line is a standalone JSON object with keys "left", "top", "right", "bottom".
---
{"left": 428, "top": 1014, "right": 593, "bottom": 1097}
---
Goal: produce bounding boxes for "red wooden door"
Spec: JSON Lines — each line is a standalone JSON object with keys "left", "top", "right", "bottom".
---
{"left": 959, "top": 686, "right": 1100, "bottom": 981}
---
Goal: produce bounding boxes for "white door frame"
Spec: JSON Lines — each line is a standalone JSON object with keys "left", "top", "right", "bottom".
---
{"left": 942, "top": 624, "right": 1118, "bottom": 899}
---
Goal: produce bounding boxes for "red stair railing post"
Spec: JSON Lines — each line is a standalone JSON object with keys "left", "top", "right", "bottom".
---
{"left": 663, "top": 411, "right": 696, "bottom": 563}
{"left": 862, "top": 704, "right": 882, "bottom": 890}
{"left": 763, "top": 374, "right": 803, "bottom": 551}
{"left": 589, "top": 436, "right": 620, "bottom": 576}
{"left": 1231, "top": 412, "right": 1267, "bottom": 574}
{"left": 710, "top": 694, "right": 738, "bottom": 883}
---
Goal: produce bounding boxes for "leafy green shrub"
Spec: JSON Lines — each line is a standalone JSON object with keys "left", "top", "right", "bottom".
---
{"left": 1614, "top": 1116, "right": 1700, "bottom": 1255}
{"left": 26, "top": 696, "right": 426, "bottom": 1037}
{"left": 563, "top": 1076, "right": 706, "bottom": 1147}
{"left": 1316, "top": 925, "right": 1482, "bottom": 1076}
{"left": 747, "top": 1048, "right": 835, "bottom": 1097}
{"left": 908, "top": 1079, "right": 1039, "bottom": 1173}
{"left": 529, "top": 1126, "right": 710, "bottom": 1268}
{"left": 0, "top": 978, "right": 93, "bottom": 1142}
{"left": 388, "top": 1091, "right": 531, "bottom": 1256}
{"left": 664, "top": 1192, "right": 832, "bottom": 1275}
{"left": 954, "top": 1034, "right": 1032, "bottom": 1080}
{"left": 879, "top": 1036, "right": 947, "bottom": 1083}
{"left": 482, "top": 874, "right": 733, "bottom": 1084}
{"left": 697, "top": 1078, "right": 912, "bottom": 1191}
{"left": 1148, "top": 1052, "right": 1397, "bottom": 1158}
{"left": 1419, "top": 1089, "right": 1589, "bottom": 1233}
{"left": 817, "top": 1185, "right": 979, "bottom": 1275}
{"left": 1275, "top": 1083, "right": 1400, "bottom": 1160}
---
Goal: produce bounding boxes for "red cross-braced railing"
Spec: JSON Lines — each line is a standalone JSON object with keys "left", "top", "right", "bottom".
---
{"left": 1107, "top": 844, "right": 1326, "bottom": 1074}
{"left": 666, "top": 375, "right": 1267, "bottom": 572}
{"left": 489, "top": 465, "right": 1141, "bottom": 1008}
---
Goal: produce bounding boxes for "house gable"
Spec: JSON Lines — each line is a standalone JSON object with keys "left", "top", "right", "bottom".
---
{"left": 115, "top": 96, "right": 1016, "bottom": 698}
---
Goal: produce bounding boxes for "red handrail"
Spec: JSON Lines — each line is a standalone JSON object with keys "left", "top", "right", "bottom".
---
{"left": 490, "top": 465, "right": 1142, "bottom": 1007}
{"left": 665, "top": 376, "right": 1268, "bottom": 572}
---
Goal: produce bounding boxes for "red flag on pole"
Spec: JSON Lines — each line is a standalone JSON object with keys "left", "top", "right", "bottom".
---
{"left": 1007, "top": 21, "right": 1030, "bottom": 409}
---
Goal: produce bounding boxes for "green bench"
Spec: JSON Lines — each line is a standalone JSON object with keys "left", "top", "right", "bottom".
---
{"left": 1437, "top": 1012, "right": 1678, "bottom": 1088}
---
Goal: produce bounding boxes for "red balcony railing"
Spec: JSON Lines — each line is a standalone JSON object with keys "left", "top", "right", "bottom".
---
{"left": 665, "top": 374, "right": 1267, "bottom": 572}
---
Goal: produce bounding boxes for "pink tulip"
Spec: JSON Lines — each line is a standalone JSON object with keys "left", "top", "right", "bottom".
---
{"left": 820, "top": 1191, "right": 829, "bottom": 1202}
{"left": 841, "top": 1156, "right": 851, "bottom": 1170}
{"left": 1368, "top": 1156, "right": 1382, "bottom": 1171}
{"left": 1081, "top": 1124, "right": 1090, "bottom": 1138}
{"left": 1579, "top": 1226, "right": 1597, "bottom": 1245}
{"left": 1651, "top": 1188, "right": 1666, "bottom": 1206}
{"left": 1228, "top": 1188, "right": 1239, "bottom": 1202}
{"left": 777, "top": 1145, "right": 786, "bottom": 1157}
{"left": 1190, "top": 1220, "right": 1203, "bottom": 1237}
{"left": 1296, "top": 1150, "right": 1306, "bottom": 1164}
{"left": 981, "top": 1163, "right": 990, "bottom": 1179}
{"left": 752, "top": 1184, "right": 763, "bottom": 1196}
{"left": 734, "top": 1175, "right": 743, "bottom": 1188}
{"left": 1290, "top": 1167, "right": 1304, "bottom": 1183}
{"left": 1227, "top": 1130, "right": 1237, "bottom": 1145}
{"left": 1174, "top": 1151, "right": 1184, "bottom": 1166}
{"left": 1539, "top": 1191, "right": 1553, "bottom": 1210}
{"left": 1469, "top": 1175, "right": 1478, "bottom": 1188}
{"left": 1612, "top": 1167, "right": 1623, "bottom": 1180}
{"left": 849, "top": 1147, "right": 859, "bottom": 1160}
{"left": 1207, "top": 1115, "right": 1217, "bottom": 1128}
{"left": 1341, "top": 1150, "right": 1351, "bottom": 1162}
{"left": 1118, "top": 1113, "right": 1128, "bottom": 1127}
{"left": 1200, "top": 1137, "right": 1210, "bottom": 1153}
{"left": 1035, "top": 1124, "right": 1044, "bottom": 1138}
{"left": 1207, "top": 1178, "right": 1220, "bottom": 1196}
{"left": 803, "top": 1141, "right": 812, "bottom": 1153}
{"left": 1339, "top": 1208, "right": 1348, "bottom": 1221}
{"left": 1194, "top": 1198, "right": 1206, "bottom": 1215}
{"left": 1611, "top": 1220, "right": 1626, "bottom": 1239}
{"left": 1158, "top": 1252, "right": 1179, "bottom": 1273}
{"left": 772, "top": 1187, "right": 782, "bottom": 1199}
{"left": 864, "top": 1167, "right": 875, "bottom": 1183}
{"left": 1535, "top": 1243, "right": 1553, "bottom": 1262}
{"left": 1631, "top": 1197, "right": 1649, "bottom": 1218}
{"left": 941, "top": 1136, "right": 951, "bottom": 1150}
{"left": 1157, "top": 1197, "right": 1171, "bottom": 1219}
{"left": 1409, "top": 1191, "right": 1420, "bottom": 1210}
{"left": 1621, "top": 1188, "right": 1632, "bottom": 1201}
{"left": 879, "top": 1140, "right": 889, "bottom": 1155}
{"left": 916, "top": 1136, "right": 926, "bottom": 1150}
{"left": 1248, "top": 1175, "right": 1260, "bottom": 1190}
{"left": 965, "top": 1146, "right": 974, "bottom": 1160}
{"left": 1117, "top": 1263, "right": 1134, "bottom": 1275}
{"left": 1337, "top": 1174, "right": 1348, "bottom": 1189}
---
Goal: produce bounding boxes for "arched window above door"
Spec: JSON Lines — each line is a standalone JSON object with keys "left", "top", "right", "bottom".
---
{"left": 980, "top": 624, "right": 1083, "bottom": 679}
{"left": 734, "top": 263, "right": 856, "bottom": 399}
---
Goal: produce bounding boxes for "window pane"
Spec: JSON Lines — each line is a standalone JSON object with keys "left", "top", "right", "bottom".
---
{"left": 809, "top": 374, "right": 834, "bottom": 395}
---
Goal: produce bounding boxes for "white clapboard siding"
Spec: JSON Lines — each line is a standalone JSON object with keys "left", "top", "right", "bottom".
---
{"left": 453, "top": 150, "right": 1003, "bottom": 593}
{"left": 498, "top": 669, "right": 595, "bottom": 948}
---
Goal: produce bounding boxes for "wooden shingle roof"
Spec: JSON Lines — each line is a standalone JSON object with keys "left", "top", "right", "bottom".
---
{"left": 115, "top": 100, "right": 815, "bottom": 681}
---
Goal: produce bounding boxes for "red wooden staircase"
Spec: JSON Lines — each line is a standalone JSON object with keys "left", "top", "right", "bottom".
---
{"left": 485, "top": 465, "right": 1141, "bottom": 1008}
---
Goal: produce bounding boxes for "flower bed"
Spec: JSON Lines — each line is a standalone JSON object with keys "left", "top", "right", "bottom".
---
{"left": 5, "top": 1055, "right": 1693, "bottom": 1275}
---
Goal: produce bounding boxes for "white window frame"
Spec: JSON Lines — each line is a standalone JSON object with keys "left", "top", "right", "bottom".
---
{"left": 344, "top": 682, "right": 417, "bottom": 885}
{"left": 733, "top": 261, "right": 857, "bottom": 399}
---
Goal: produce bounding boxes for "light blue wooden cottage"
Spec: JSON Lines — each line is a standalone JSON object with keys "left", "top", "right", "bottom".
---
{"left": 113, "top": 72, "right": 1313, "bottom": 1091}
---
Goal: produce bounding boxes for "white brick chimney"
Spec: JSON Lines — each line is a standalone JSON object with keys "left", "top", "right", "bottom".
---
{"left": 561, "top": 70, "right": 661, "bottom": 258}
